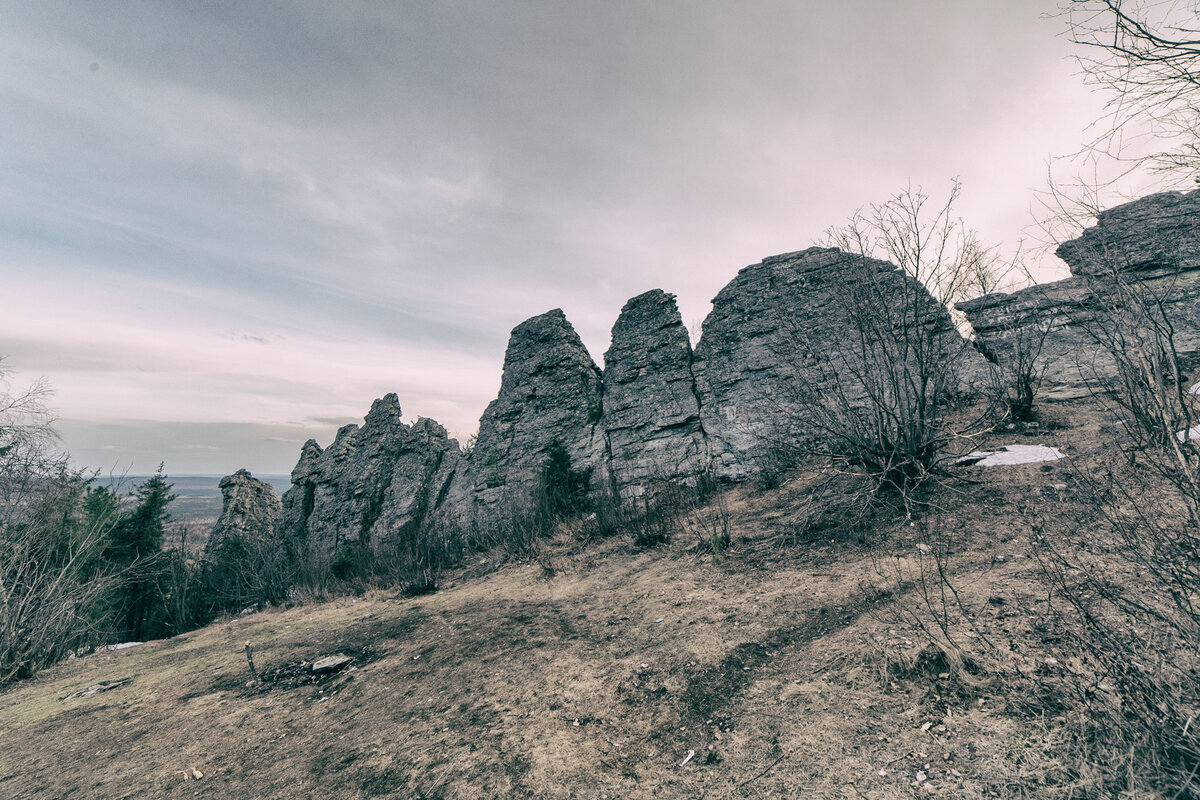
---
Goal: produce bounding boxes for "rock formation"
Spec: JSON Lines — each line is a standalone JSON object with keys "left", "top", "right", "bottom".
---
{"left": 252, "top": 190, "right": 1198, "bottom": 562}
{"left": 602, "top": 290, "right": 708, "bottom": 498}
{"left": 204, "top": 469, "right": 282, "bottom": 559}
{"left": 959, "top": 190, "right": 1200, "bottom": 398}
{"left": 277, "top": 394, "right": 465, "bottom": 557}
{"left": 693, "top": 247, "right": 986, "bottom": 479}
{"left": 467, "top": 309, "right": 605, "bottom": 506}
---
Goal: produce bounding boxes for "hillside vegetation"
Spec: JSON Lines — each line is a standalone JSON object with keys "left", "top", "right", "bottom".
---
{"left": 0, "top": 396, "right": 1184, "bottom": 799}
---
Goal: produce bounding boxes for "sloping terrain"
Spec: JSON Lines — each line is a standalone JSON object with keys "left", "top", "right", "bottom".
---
{"left": 0, "top": 405, "right": 1109, "bottom": 799}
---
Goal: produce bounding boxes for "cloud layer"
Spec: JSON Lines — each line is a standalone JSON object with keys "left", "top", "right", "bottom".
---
{"left": 1, "top": 1, "right": 1111, "bottom": 473}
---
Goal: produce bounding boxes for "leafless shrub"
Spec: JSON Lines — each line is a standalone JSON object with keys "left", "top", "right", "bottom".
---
{"left": 981, "top": 310, "right": 1055, "bottom": 424}
{"left": 1030, "top": 248, "right": 1200, "bottom": 795}
{"left": 757, "top": 182, "right": 1001, "bottom": 513}
{"left": 0, "top": 359, "right": 122, "bottom": 683}
{"left": 678, "top": 487, "right": 731, "bottom": 560}
{"left": 864, "top": 516, "right": 1000, "bottom": 687}
{"left": 200, "top": 529, "right": 293, "bottom": 617}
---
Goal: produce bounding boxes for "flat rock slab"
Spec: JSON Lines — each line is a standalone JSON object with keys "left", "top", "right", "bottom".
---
{"left": 959, "top": 444, "right": 1065, "bottom": 467}
{"left": 60, "top": 677, "right": 131, "bottom": 701}
{"left": 311, "top": 654, "right": 354, "bottom": 674}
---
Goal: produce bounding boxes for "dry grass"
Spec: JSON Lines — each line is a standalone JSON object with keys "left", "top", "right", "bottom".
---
{"left": 0, "top": 397, "right": 1133, "bottom": 799}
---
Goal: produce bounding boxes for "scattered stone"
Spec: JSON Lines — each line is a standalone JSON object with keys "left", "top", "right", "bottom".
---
{"left": 60, "top": 677, "right": 132, "bottom": 701}
{"left": 311, "top": 654, "right": 354, "bottom": 674}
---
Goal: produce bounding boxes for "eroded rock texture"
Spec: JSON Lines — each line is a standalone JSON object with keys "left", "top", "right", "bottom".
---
{"left": 603, "top": 290, "right": 708, "bottom": 498}
{"left": 694, "top": 247, "right": 984, "bottom": 479}
{"left": 204, "top": 469, "right": 282, "bottom": 558}
{"left": 277, "top": 394, "right": 465, "bottom": 556}
{"left": 959, "top": 190, "right": 1200, "bottom": 398}
{"left": 467, "top": 309, "right": 605, "bottom": 506}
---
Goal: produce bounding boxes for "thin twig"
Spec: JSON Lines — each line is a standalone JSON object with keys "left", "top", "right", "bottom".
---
{"left": 736, "top": 750, "right": 790, "bottom": 790}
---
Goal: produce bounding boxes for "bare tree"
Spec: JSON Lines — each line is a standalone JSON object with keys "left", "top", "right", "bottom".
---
{"left": 1065, "top": 0, "right": 1200, "bottom": 179}
{"left": 0, "top": 358, "right": 121, "bottom": 683}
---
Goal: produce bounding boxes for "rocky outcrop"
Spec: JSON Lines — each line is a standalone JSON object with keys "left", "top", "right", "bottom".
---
{"left": 602, "top": 290, "right": 708, "bottom": 498}
{"left": 1056, "top": 189, "right": 1200, "bottom": 277}
{"left": 272, "top": 248, "right": 989, "bottom": 551}
{"left": 693, "top": 247, "right": 986, "bottom": 479}
{"left": 377, "top": 417, "right": 467, "bottom": 539}
{"left": 268, "top": 192, "right": 1200, "bottom": 556}
{"left": 276, "top": 394, "right": 465, "bottom": 556}
{"left": 204, "top": 469, "right": 282, "bottom": 558}
{"left": 467, "top": 309, "right": 605, "bottom": 506}
{"left": 959, "top": 190, "right": 1200, "bottom": 397}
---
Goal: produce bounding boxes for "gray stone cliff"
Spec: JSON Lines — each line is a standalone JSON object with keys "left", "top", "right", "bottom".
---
{"left": 693, "top": 247, "right": 987, "bottom": 479}
{"left": 277, "top": 394, "right": 465, "bottom": 557}
{"left": 602, "top": 290, "right": 708, "bottom": 499}
{"left": 254, "top": 190, "right": 1198, "bottom": 560}
{"left": 959, "top": 190, "right": 1200, "bottom": 397}
{"left": 466, "top": 309, "right": 605, "bottom": 507}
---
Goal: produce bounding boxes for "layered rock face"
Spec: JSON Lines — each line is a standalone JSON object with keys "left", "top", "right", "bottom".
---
{"left": 265, "top": 247, "right": 987, "bottom": 553}
{"left": 204, "top": 469, "right": 282, "bottom": 558}
{"left": 467, "top": 309, "right": 605, "bottom": 506}
{"left": 258, "top": 192, "right": 1199, "bottom": 558}
{"left": 693, "top": 247, "right": 986, "bottom": 479}
{"left": 276, "top": 394, "right": 465, "bottom": 556}
{"left": 959, "top": 190, "right": 1200, "bottom": 397}
{"left": 602, "top": 290, "right": 708, "bottom": 498}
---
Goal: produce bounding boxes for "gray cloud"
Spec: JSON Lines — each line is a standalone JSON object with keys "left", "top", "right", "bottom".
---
{"left": 1, "top": 1, "right": 1118, "bottom": 473}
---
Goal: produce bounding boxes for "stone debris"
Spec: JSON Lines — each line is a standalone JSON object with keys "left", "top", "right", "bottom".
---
{"left": 60, "top": 677, "right": 131, "bottom": 701}
{"left": 311, "top": 654, "right": 354, "bottom": 674}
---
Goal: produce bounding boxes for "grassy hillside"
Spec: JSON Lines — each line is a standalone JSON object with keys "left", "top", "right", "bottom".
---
{"left": 0, "top": 402, "right": 1117, "bottom": 799}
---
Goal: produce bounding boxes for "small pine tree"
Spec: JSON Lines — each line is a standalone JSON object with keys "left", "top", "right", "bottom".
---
{"left": 538, "top": 438, "right": 590, "bottom": 517}
{"left": 106, "top": 466, "right": 176, "bottom": 641}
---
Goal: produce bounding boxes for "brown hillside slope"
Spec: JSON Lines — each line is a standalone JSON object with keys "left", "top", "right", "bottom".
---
{"left": 0, "top": 405, "right": 1111, "bottom": 798}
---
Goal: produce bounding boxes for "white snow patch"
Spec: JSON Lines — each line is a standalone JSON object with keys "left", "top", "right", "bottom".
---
{"left": 959, "top": 444, "right": 1065, "bottom": 467}
{"left": 1188, "top": 381, "right": 1200, "bottom": 396}
{"left": 1177, "top": 425, "right": 1200, "bottom": 442}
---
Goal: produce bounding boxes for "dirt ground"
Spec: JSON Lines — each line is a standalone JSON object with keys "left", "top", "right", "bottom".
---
{"left": 0, "top": 403, "right": 1114, "bottom": 799}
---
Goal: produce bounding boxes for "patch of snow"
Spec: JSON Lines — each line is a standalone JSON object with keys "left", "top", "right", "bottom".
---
{"left": 104, "top": 641, "right": 143, "bottom": 651}
{"left": 1188, "top": 381, "right": 1200, "bottom": 396}
{"left": 959, "top": 444, "right": 1065, "bottom": 467}
{"left": 1177, "top": 424, "right": 1200, "bottom": 442}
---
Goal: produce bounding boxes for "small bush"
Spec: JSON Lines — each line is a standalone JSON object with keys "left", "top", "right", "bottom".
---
{"left": 538, "top": 438, "right": 590, "bottom": 518}
{"left": 329, "top": 542, "right": 371, "bottom": 582}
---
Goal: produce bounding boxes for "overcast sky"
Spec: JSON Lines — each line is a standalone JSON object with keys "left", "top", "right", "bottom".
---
{"left": 0, "top": 1, "right": 1128, "bottom": 475}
